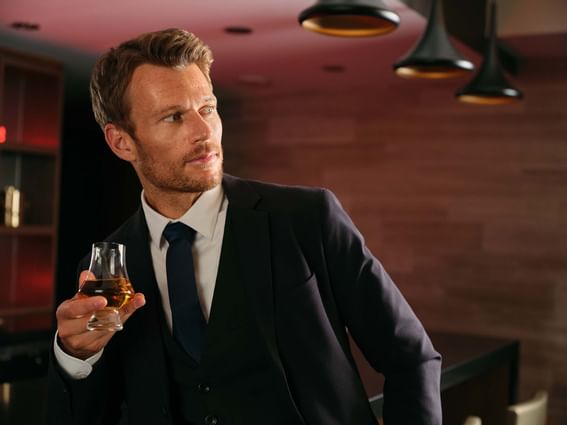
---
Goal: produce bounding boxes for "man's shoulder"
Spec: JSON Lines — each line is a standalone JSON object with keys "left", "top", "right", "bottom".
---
{"left": 104, "top": 207, "right": 145, "bottom": 243}
{"left": 223, "top": 173, "right": 331, "bottom": 205}
{"left": 78, "top": 208, "right": 144, "bottom": 267}
{"left": 222, "top": 174, "right": 344, "bottom": 220}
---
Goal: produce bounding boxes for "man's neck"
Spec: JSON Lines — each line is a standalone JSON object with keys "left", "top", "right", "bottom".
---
{"left": 143, "top": 189, "right": 203, "bottom": 219}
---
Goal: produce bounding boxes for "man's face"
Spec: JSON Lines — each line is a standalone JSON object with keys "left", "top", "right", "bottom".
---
{"left": 125, "top": 63, "right": 223, "bottom": 195}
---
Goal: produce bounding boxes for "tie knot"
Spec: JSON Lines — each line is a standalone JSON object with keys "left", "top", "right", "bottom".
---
{"left": 163, "top": 222, "right": 196, "bottom": 244}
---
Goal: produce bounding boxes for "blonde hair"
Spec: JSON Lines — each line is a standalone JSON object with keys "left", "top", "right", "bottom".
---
{"left": 90, "top": 28, "right": 213, "bottom": 136}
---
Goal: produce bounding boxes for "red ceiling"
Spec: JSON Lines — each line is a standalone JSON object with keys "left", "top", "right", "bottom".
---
{"left": 0, "top": 0, "right": 563, "bottom": 96}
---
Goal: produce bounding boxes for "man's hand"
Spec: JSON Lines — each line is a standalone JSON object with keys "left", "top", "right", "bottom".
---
{"left": 56, "top": 270, "right": 146, "bottom": 360}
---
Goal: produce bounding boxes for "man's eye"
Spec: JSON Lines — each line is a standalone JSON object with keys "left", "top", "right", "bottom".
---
{"left": 164, "top": 112, "right": 183, "bottom": 122}
{"left": 201, "top": 106, "right": 215, "bottom": 115}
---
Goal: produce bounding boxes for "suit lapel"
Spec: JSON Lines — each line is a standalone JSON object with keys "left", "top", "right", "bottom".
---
{"left": 118, "top": 210, "right": 172, "bottom": 410}
{"left": 222, "top": 176, "right": 280, "bottom": 363}
{"left": 124, "top": 210, "right": 159, "bottom": 298}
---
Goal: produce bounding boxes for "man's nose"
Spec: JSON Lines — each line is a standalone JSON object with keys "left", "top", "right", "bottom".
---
{"left": 188, "top": 111, "right": 213, "bottom": 143}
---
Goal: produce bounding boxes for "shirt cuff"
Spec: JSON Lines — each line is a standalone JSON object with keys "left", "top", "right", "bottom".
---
{"left": 53, "top": 331, "right": 104, "bottom": 380}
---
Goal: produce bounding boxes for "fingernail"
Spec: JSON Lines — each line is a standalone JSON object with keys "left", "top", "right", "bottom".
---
{"left": 135, "top": 295, "right": 146, "bottom": 308}
{"left": 94, "top": 298, "right": 106, "bottom": 308}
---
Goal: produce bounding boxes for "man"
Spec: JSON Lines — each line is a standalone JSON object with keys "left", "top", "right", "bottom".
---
{"left": 48, "top": 28, "right": 441, "bottom": 425}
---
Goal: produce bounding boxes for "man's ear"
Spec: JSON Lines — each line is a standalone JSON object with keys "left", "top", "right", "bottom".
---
{"left": 104, "top": 123, "right": 137, "bottom": 162}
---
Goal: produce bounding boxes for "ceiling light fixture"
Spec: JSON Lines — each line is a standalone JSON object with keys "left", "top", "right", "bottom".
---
{"left": 393, "top": 0, "right": 474, "bottom": 79}
{"left": 224, "top": 26, "right": 253, "bottom": 35}
{"left": 237, "top": 74, "right": 272, "bottom": 87}
{"left": 456, "top": 1, "right": 523, "bottom": 104}
{"left": 322, "top": 64, "right": 346, "bottom": 72}
{"left": 10, "top": 22, "right": 40, "bottom": 31}
{"left": 298, "top": 0, "right": 400, "bottom": 37}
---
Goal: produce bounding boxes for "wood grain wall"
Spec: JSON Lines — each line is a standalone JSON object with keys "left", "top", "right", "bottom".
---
{"left": 220, "top": 57, "right": 567, "bottom": 423}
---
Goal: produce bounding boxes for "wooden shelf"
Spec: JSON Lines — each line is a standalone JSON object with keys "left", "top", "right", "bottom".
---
{"left": 0, "top": 226, "right": 54, "bottom": 237}
{"left": 0, "top": 307, "right": 53, "bottom": 334}
{"left": 0, "top": 46, "right": 62, "bottom": 335}
{"left": 0, "top": 306, "right": 52, "bottom": 318}
{"left": 0, "top": 143, "right": 58, "bottom": 157}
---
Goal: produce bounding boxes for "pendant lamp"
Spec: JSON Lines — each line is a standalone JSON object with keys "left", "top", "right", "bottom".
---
{"left": 298, "top": 0, "right": 400, "bottom": 37}
{"left": 393, "top": 0, "right": 474, "bottom": 79}
{"left": 456, "top": 1, "right": 523, "bottom": 104}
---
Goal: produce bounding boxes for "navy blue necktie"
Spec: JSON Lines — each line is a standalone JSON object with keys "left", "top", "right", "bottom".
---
{"left": 163, "top": 222, "right": 207, "bottom": 362}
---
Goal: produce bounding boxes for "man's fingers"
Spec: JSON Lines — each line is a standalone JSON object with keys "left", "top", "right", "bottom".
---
{"left": 58, "top": 315, "right": 93, "bottom": 340}
{"left": 78, "top": 270, "right": 97, "bottom": 287}
{"left": 56, "top": 289, "right": 144, "bottom": 359}
{"left": 59, "top": 330, "right": 113, "bottom": 359}
{"left": 57, "top": 296, "right": 107, "bottom": 320}
{"left": 120, "top": 293, "right": 146, "bottom": 321}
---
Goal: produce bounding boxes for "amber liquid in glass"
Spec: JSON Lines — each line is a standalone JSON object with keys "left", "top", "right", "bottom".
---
{"left": 79, "top": 278, "right": 134, "bottom": 309}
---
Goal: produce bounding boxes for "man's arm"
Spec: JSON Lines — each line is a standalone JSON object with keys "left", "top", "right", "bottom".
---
{"left": 47, "top": 270, "right": 145, "bottom": 425}
{"left": 53, "top": 332, "right": 104, "bottom": 379}
{"left": 48, "top": 337, "right": 124, "bottom": 425}
{"left": 319, "top": 189, "right": 442, "bottom": 425}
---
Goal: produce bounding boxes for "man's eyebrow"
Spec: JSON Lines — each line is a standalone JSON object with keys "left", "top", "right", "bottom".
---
{"left": 155, "top": 105, "right": 185, "bottom": 116}
{"left": 154, "top": 97, "right": 217, "bottom": 116}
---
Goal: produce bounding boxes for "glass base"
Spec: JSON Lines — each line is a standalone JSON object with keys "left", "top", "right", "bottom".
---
{"left": 87, "top": 308, "right": 123, "bottom": 331}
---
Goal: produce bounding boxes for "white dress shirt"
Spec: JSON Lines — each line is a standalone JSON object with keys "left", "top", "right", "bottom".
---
{"left": 54, "top": 184, "right": 228, "bottom": 379}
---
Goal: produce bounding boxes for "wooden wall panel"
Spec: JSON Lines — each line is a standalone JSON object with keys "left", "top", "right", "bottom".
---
{"left": 220, "top": 58, "right": 567, "bottom": 423}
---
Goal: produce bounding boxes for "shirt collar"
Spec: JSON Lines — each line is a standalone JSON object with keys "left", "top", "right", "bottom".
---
{"left": 142, "top": 184, "right": 224, "bottom": 246}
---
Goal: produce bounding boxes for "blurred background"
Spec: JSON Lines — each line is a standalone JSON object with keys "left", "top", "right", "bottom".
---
{"left": 0, "top": 0, "right": 566, "bottom": 423}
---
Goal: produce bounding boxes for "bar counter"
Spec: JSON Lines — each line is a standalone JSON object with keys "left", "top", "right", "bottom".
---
{"left": 1, "top": 330, "right": 520, "bottom": 425}
{"left": 351, "top": 331, "right": 520, "bottom": 425}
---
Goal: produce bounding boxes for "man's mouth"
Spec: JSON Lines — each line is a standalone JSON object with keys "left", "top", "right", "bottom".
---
{"left": 187, "top": 151, "right": 217, "bottom": 165}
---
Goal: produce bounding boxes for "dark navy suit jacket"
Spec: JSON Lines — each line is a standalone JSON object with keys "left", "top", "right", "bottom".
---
{"left": 48, "top": 174, "right": 441, "bottom": 425}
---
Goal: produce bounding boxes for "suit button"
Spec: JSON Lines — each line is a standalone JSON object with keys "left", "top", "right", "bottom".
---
{"left": 204, "top": 415, "right": 218, "bottom": 425}
{"left": 197, "top": 383, "right": 211, "bottom": 393}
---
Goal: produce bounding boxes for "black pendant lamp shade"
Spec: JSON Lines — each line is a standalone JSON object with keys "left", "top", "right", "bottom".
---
{"left": 456, "top": 2, "right": 523, "bottom": 104}
{"left": 298, "top": 0, "right": 400, "bottom": 37}
{"left": 394, "top": 0, "right": 474, "bottom": 79}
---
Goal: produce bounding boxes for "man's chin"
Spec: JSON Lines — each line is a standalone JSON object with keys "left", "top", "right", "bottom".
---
{"left": 187, "top": 169, "right": 223, "bottom": 192}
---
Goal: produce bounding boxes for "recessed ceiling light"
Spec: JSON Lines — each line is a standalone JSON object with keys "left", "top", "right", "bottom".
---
{"left": 11, "top": 21, "right": 40, "bottom": 31}
{"left": 237, "top": 74, "right": 271, "bottom": 87}
{"left": 322, "top": 65, "right": 346, "bottom": 73}
{"left": 224, "top": 26, "right": 253, "bottom": 35}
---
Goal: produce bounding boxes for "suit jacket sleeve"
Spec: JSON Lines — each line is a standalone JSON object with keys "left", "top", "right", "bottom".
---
{"left": 47, "top": 344, "right": 123, "bottom": 425}
{"left": 318, "top": 189, "right": 442, "bottom": 425}
{"left": 47, "top": 258, "right": 124, "bottom": 425}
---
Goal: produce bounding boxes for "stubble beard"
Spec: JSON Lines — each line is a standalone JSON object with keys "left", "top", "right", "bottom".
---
{"left": 137, "top": 146, "right": 224, "bottom": 195}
